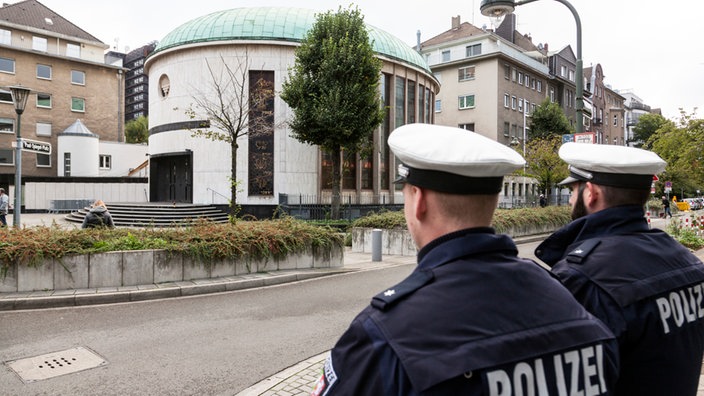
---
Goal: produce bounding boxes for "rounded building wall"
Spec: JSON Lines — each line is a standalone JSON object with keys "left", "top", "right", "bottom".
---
{"left": 57, "top": 135, "right": 99, "bottom": 177}
{"left": 145, "top": 7, "right": 439, "bottom": 207}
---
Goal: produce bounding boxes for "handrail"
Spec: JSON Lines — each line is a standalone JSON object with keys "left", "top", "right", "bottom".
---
{"left": 207, "top": 187, "right": 229, "bottom": 203}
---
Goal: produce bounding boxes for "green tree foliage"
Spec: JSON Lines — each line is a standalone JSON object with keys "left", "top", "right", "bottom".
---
{"left": 648, "top": 110, "right": 704, "bottom": 197}
{"left": 281, "top": 7, "right": 384, "bottom": 219}
{"left": 125, "top": 116, "right": 148, "bottom": 143}
{"left": 523, "top": 135, "right": 569, "bottom": 196}
{"left": 633, "top": 113, "right": 671, "bottom": 148}
{"left": 528, "top": 99, "right": 574, "bottom": 139}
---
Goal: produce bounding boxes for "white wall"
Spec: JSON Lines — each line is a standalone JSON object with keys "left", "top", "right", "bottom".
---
{"left": 24, "top": 182, "right": 149, "bottom": 210}
{"left": 57, "top": 135, "right": 99, "bottom": 176}
{"left": 98, "top": 141, "right": 149, "bottom": 176}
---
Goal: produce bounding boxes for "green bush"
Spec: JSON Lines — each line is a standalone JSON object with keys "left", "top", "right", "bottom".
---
{"left": 350, "top": 206, "right": 572, "bottom": 232}
{"left": 0, "top": 217, "right": 343, "bottom": 269}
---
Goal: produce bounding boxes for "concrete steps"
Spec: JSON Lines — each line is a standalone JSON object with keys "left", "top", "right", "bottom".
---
{"left": 65, "top": 203, "right": 230, "bottom": 227}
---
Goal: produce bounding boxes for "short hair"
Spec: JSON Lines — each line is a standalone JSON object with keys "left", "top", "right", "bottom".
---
{"left": 598, "top": 185, "right": 650, "bottom": 207}
{"left": 432, "top": 191, "right": 498, "bottom": 225}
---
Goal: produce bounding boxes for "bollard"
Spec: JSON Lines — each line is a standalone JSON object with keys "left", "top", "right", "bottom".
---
{"left": 371, "top": 228, "right": 382, "bottom": 262}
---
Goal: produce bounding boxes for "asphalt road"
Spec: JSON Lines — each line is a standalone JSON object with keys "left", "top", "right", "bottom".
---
{"left": 0, "top": 263, "right": 416, "bottom": 395}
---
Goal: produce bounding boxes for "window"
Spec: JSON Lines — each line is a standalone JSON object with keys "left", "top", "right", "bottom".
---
{"left": 159, "top": 74, "right": 170, "bottom": 97}
{"left": 36, "top": 122, "right": 51, "bottom": 137}
{"left": 36, "top": 64, "right": 52, "bottom": 79}
{"left": 37, "top": 93, "right": 51, "bottom": 108}
{"left": 0, "top": 117, "right": 13, "bottom": 133}
{"left": 407, "top": 80, "right": 415, "bottom": 123}
{"left": 537, "top": 81, "right": 542, "bottom": 92}
{"left": 71, "top": 70, "right": 85, "bottom": 85}
{"left": 37, "top": 153, "right": 50, "bottom": 167}
{"left": 458, "top": 123, "right": 475, "bottom": 131}
{"left": 465, "top": 44, "right": 481, "bottom": 57}
{"left": 66, "top": 43, "right": 80, "bottom": 58}
{"left": 613, "top": 115, "right": 618, "bottom": 127}
{"left": 518, "top": 72, "right": 524, "bottom": 85}
{"left": 511, "top": 96, "right": 517, "bottom": 110}
{"left": 0, "top": 89, "right": 11, "bottom": 103}
{"left": 549, "top": 87, "right": 555, "bottom": 102}
{"left": 63, "top": 152, "right": 71, "bottom": 176}
{"left": 568, "top": 70, "right": 575, "bottom": 82}
{"left": 418, "top": 84, "right": 425, "bottom": 123}
{"left": 99, "top": 154, "right": 111, "bottom": 170}
{"left": 395, "top": 76, "right": 405, "bottom": 127}
{"left": 504, "top": 64, "right": 510, "bottom": 79}
{"left": 560, "top": 65, "right": 567, "bottom": 77}
{"left": 503, "top": 122, "right": 510, "bottom": 137}
{"left": 524, "top": 74, "right": 530, "bottom": 86}
{"left": 458, "top": 66, "right": 475, "bottom": 81}
{"left": 0, "top": 56, "right": 14, "bottom": 73}
{"left": 531, "top": 78, "right": 536, "bottom": 90}
{"left": 458, "top": 94, "right": 475, "bottom": 109}
{"left": 504, "top": 93, "right": 510, "bottom": 108}
{"left": 71, "top": 97, "right": 85, "bottom": 112}
{"left": 32, "top": 36, "right": 48, "bottom": 51}
{"left": 435, "top": 99, "right": 442, "bottom": 113}
{"left": 518, "top": 98, "right": 523, "bottom": 113}
{"left": 0, "top": 149, "right": 13, "bottom": 165}
{"left": 512, "top": 68, "right": 517, "bottom": 82}
{"left": 441, "top": 50, "right": 450, "bottom": 62}
{"left": 0, "top": 28, "right": 10, "bottom": 45}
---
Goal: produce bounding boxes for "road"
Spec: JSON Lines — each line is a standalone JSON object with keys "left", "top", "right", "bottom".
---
{"left": 0, "top": 242, "right": 543, "bottom": 395}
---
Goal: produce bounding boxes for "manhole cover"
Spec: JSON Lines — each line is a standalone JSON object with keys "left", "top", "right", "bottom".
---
{"left": 6, "top": 346, "right": 108, "bottom": 383}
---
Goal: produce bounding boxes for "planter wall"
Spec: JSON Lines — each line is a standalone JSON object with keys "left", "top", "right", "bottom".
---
{"left": 0, "top": 244, "right": 343, "bottom": 293}
{"left": 352, "top": 224, "right": 561, "bottom": 256}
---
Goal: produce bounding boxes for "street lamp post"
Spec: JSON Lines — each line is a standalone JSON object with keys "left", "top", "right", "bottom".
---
{"left": 9, "top": 85, "right": 31, "bottom": 228}
{"left": 480, "top": 0, "right": 584, "bottom": 133}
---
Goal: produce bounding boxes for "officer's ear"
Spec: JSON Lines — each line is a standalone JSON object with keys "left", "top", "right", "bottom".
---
{"left": 584, "top": 182, "right": 605, "bottom": 210}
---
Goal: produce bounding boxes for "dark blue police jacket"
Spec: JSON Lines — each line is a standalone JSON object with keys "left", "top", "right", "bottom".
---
{"left": 536, "top": 205, "right": 704, "bottom": 395}
{"left": 313, "top": 228, "right": 618, "bottom": 396}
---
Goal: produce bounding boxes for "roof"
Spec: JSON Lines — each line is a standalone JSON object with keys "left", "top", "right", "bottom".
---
{"left": 60, "top": 119, "right": 98, "bottom": 138}
{"left": 0, "top": 0, "right": 103, "bottom": 43}
{"left": 420, "top": 22, "right": 488, "bottom": 48}
{"left": 153, "top": 7, "right": 430, "bottom": 73}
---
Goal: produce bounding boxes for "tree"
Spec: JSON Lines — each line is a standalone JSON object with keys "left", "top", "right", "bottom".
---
{"left": 281, "top": 7, "right": 384, "bottom": 219}
{"left": 633, "top": 113, "right": 671, "bottom": 148}
{"left": 186, "top": 54, "right": 275, "bottom": 218}
{"left": 528, "top": 99, "right": 574, "bottom": 139}
{"left": 648, "top": 109, "right": 704, "bottom": 197}
{"left": 523, "top": 135, "right": 569, "bottom": 198}
{"left": 125, "top": 116, "right": 148, "bottom": 143}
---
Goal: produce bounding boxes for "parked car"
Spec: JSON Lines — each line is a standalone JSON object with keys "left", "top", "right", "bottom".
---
{"left": 683, "top": 198, "right": 702, "bottom": 210}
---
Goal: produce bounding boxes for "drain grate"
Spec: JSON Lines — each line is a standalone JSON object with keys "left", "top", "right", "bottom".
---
{"left": 6, "top": 346, "right": 108, "bottom": 383}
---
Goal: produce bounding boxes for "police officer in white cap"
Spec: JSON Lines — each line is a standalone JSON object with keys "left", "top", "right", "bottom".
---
{"left": 313, "top": 125, "right": 618, "bottom": 395}
{"left": 535, "top": 142, "right": 704, "bottom": 395}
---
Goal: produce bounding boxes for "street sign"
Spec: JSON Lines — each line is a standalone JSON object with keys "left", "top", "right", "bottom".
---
{"left": 562, "top": 134, "right": 574, "bottom": 144}
{"left": 20, "top": 139, "right": 51, "bottom": 155}
{"left": 652, "top": 175, "right": 659, "bottom": 181}
{"left": 574, "top": 132, "right": 596, "bottom": 144}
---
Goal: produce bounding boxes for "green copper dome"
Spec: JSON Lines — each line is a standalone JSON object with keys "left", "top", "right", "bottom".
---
{"left": 153, "top": 7, "right": 430, "bottom": 73}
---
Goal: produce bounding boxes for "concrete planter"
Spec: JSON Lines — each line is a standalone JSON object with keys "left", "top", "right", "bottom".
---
{"left": 0, "top": 244, "right": 343, "bottom": 293}
{"left": 351, "top": 224, "right": 561, "bottom": 256}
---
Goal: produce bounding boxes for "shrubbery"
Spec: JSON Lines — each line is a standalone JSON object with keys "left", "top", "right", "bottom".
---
{"left": 351, "top": 206, "right": 573, "bottom": 233}
{"left": 0, "top": 217, "right": 343, "bottom": 269}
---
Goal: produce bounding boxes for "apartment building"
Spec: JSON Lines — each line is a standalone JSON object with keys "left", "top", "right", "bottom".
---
{"left": 124, "top": 42, "right": 156, "bottom": 123}
{"left": 0, "top": 0, "right": 126, "bottom": 187}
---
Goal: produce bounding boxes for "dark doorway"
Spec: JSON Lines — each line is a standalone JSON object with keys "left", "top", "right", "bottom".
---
{"left": 149, "top": 153, "right": 192, "bottom": 203}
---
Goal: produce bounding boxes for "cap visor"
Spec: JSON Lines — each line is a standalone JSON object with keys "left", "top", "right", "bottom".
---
{"left": 558, "top": 176, "right": 580, "bottom": 186}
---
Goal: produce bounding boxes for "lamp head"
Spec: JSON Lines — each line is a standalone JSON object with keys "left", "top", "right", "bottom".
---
{"left": 480, "top": 0, "right": 516, "bottom": 27}
{"left": 8, "top": 85, "right": 31, "bottom": 115}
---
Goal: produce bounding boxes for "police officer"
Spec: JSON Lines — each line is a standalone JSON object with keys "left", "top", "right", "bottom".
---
{"left": 312, "top": 125, "right": 618, "bottom": 395}
{"left": 535, "top": 142, "right": 704, "bottom": 395}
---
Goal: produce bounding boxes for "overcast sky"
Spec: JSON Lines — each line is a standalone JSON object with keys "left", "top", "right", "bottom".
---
{"left": 36, "top": 0, "right": 704, "bottom": 120}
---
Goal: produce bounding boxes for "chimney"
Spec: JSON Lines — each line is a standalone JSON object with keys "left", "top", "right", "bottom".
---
{"left": 416, "top": 30, "right": 421, "bottom": 52}
{"left": 451, "top": 16, "right": 461, "bottom": 30}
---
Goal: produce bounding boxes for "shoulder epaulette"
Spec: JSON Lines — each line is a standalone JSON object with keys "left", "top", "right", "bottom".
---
{"left": 371, "top": 270, "right": 434, "bottom": 311}
{"left": 565, "top": 239, "right": 601, "bottom": 264}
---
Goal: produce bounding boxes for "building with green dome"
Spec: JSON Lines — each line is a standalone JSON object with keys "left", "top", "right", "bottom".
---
{"left": 144, "top": 7, "right": 438, "bottom": 215}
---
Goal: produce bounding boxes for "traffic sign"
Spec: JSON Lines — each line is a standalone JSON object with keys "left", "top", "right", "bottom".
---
{"left": 652, "top": 175, "right": 659, "bottom": 182}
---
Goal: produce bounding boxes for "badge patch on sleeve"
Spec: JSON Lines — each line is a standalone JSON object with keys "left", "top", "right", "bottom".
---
{"left": 311, "top": 355, "right": 337, "bottom": 396}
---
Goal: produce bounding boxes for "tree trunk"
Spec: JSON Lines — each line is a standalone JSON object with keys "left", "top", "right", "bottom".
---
{"left": 230, "top": 141, "right": 238, "bottom": 218}
{"left": 331, "top": 145, "right": 342, "bottom": 220}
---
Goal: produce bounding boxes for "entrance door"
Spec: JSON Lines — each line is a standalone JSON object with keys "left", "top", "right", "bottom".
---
{"left": 150, "top": 153, "right": 192, "bottom": 203}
